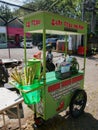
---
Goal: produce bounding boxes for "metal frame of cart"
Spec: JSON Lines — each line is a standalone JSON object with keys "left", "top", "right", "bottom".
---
{"left": 23, "top": 11, "right": 87, "bottom": 126}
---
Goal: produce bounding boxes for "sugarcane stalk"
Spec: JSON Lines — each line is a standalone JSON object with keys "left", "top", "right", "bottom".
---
{"left": 14, "top": 68, "right": 21, "bottom": 84}
{"left": 24, "top": 67, "right": 27, "bottom": 85}
{"left": 38, "top": 72, "right": 43, "bottom": 81}
{"left": 11, "top": 63, "right": 40, "bottom": 87}
{"left": 29, "top": 68, "right": 32, "bottom": 84}
{"left": 26, "top": 67, "right": 30, "bottom": 85}
{"left": 11, "top": 74, "right": 21, "bottom": 84}
{"left": 21, "top": 74, "right": 25, "bottom": 86}
{"left": 18, "top": 72, "right": 22, "bottom": 85}
{"left": 32, "top": 65, "right": 36, "bottom": 81}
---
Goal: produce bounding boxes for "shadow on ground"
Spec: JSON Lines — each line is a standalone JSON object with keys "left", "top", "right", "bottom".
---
{"left": 87, "top": 54, "right": 98, "bottom": 61}
{"left": 37, "top": 112, "right": 98, "bottom": 130}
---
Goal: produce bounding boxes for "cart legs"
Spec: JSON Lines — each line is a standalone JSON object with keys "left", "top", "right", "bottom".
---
{"left": 17, "top": 104, "right": 22, "bottom": 130}
{"left": 2, "top": 112, "right": 6, "bottom": 130}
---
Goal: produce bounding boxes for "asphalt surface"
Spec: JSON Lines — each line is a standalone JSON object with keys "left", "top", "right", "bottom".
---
{"left": 0, "top": 47, "right": 98, "bottom": 130}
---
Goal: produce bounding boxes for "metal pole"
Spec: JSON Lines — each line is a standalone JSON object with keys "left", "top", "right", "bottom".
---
{"left": 8, "top": 47, "right": 11, "bottom": 59}
{"left": 43, "top": 29, "right": 46, "bottom": 84}
{"left": 43, "top": 28, "right": 46, "bottom": 119}
{"left": 2, "top": 113, "right": 6, "bottom": 130}
{"left": 6, "top": 23, "right": 11, "bottom": 58}
{"left": 82, "top": 0, "right": 85, "bottom": 21}
{"left": 24, "top": 33, "right": 27, "bottom": 66}
{"left": 17, "top": 104, "right": 21, "bottom": 130}
{"left": 64, "top": 35, "right": 68, "bottom": 57}
{"left": 24, "top": 32, "right": 27, "bottom": 83}
{"left": 34, "top": 104, "right": 37, "bottom": 119}
{"left": 84, "top": 33, "right": 87, "bottom": 76}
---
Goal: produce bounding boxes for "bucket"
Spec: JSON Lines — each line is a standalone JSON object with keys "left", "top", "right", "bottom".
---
{"left": 21, "top": 83, "right": 41, "bottom": 105}
{"left": 28, "top": 58, "right": 41, "bottom": 79}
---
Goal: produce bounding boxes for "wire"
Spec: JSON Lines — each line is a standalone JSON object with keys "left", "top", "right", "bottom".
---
{"left": 0, "top": 0, "right": 35, "bottom": 12}
{"left": 2, "top": 0, "right": 24, "bottom": 5}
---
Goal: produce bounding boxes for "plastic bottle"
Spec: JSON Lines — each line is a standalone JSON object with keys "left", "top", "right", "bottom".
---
{"left": 66, "top": 55, "right": 69, "bottom": 63}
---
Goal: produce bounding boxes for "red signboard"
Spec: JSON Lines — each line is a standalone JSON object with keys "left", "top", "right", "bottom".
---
{"left": 61, "top": 79, "right": 71, "bottom": 87}
{"left": 48, "top": 83, "right": 60, "bottom": 92}
{"left": 72, "top": 75, "right": 83, "bottom": 84}
{"left": 25, "top": 19, "right": 84, "bottom": 31}
{"left": 48, "top": 75, "right": 84, "bottom": 92}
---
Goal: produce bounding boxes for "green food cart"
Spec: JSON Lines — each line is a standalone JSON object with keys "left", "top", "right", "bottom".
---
{"left": 17, "top": 11, "right": 88, "bottom": 128}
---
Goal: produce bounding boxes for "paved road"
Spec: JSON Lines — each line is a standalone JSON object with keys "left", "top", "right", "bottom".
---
{"left": 0, "top": 47, "right": 38, "bottom": 60}
{"left": 0, "top": 47, "right": 98, "bottom": 130}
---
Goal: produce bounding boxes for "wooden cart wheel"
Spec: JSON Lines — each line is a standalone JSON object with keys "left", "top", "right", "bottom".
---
{"left": 69, "top": 89, "right": 87, "bottom": 118}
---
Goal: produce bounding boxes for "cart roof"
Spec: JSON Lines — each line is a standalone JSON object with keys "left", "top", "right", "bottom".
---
{"left": 24, "top": 11, "right": 87, "bottom": 35}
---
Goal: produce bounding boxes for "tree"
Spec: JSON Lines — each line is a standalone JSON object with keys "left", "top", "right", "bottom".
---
{"left": 16, "top": 0, "right": 83, "bottom": 20}
{"left": 0, "top": 4, "right": 13, "bottom": 21}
